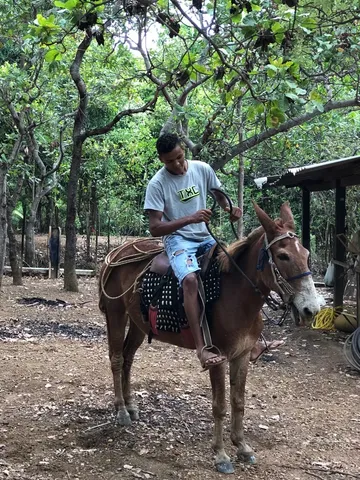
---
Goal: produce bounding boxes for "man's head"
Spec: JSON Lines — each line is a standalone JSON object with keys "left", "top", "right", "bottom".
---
{"left": 156, "top": 133, "right": 187, "bottom": 175}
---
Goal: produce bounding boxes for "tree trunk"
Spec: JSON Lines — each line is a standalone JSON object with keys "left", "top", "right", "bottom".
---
{"left": 25, "top": 203, "right": 39, "bottom": 266}
{"left": 86, "top": 179, "right": 97, "bottom": 262}
{"left": 44, "top": 196, "right": 53, "bottom": 233}
{"left": 6, "top": 207, "right": 22, "bottom": 285}
{"left": 7, "top": 177, "right": 24, "bottom": 285}
{"left": 236, "top": 101, "right": 244, "bottom": 238}
{"left": 0, "top": 162, "right": 7, "bottom": 288}
{"left": 64, "top": 139, "right": 83, "bottom": 291}
{"left": 21, "top": 202, "right": 26, "bottom": 263}
{"left": 64, "top": 32, "right": 93, "bottom": 292}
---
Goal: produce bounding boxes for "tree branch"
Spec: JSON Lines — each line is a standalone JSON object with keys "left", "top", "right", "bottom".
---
{"left": 44, "top": 128, "right": 65, "bottom": 178}
{"left": 70, "top": 30, "right": 93, "bottom": 139}
{"left": 211, "top": 98, "right": 360, "bottom": 170}
{"left": 83, "top": 89, "right": 160, "bottom": 139}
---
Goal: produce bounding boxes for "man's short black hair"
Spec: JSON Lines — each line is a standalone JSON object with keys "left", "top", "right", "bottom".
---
{"left": 156, "top": 132, "right": 182, "bottom": 155}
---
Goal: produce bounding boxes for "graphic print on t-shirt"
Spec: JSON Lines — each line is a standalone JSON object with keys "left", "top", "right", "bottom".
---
{"left": 177, "top": 185, "right": 200, "bottom": 202}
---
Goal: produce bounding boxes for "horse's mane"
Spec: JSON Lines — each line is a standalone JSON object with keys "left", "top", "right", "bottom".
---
{"left": 217, "top": 226, "right": 264, "bottom": 272}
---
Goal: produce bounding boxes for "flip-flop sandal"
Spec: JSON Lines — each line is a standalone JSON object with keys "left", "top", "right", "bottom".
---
{"left": 251, "top": 339, "right": 285, "bottom": 364}
{"left": 200, "top": 345, "right": 227, "bottom": 371}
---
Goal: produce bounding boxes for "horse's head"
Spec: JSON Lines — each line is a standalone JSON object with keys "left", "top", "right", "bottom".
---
{"left": 254, "top": 202, "right": 320, "bottom": 324}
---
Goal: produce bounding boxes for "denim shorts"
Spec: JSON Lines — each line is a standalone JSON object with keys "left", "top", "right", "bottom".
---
{"left": 164, "top": 235, "right": 216, "bottom": 284}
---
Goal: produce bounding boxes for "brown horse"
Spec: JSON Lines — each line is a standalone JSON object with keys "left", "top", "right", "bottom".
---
{"left": 98, "top": 202, "right": 320, "bottom": 474}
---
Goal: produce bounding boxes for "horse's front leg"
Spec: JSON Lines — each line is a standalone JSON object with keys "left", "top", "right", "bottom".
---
{"left": 229, "top": 354, "right": 256, "bottom": 464}
{"left": 209, "top": 363, "right": 234, "bottom": 474}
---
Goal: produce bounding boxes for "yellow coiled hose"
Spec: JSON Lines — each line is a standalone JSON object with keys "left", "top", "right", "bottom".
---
{"left": 312, "top": 307, "right": 342, "bottom": 330}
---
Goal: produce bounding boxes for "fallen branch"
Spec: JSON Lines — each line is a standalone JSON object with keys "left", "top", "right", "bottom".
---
{"left": 305, "top": 471, "right": 326, "bottom": 480}
{"left": 276, "top": 464, "right": 360, "bottom": 479}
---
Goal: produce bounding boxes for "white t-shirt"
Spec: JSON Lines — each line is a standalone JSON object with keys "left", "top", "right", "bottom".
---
{"left": 144, "top": 160, "right": 221, "bottom": 241}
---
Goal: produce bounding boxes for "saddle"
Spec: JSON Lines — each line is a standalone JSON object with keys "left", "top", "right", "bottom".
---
{"left": 140, "top": 244, "right": 221, "bottom": 346}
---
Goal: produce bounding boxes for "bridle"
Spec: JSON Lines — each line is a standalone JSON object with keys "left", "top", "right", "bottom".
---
{"left": 206, "top": 189, "right": 312, "bottom": 315}
{"left": 260, "top": 231, "right": 312, "bottom": 302}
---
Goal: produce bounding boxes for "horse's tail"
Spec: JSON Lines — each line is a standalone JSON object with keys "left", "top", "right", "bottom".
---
{"left": 98, "top": 261, "right": 108, "bottom": 313}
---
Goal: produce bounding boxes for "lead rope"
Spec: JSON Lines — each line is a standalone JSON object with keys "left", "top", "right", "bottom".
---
{"left": 206, "top": 190, "right": 286, "bottom": 312}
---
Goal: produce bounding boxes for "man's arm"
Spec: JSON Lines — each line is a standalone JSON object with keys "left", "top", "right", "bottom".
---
{"left": 212, "top": 190, "right": 242, "bottom": 222}
{"left": 147, "top": 209, "right": 212, "bottom": 237}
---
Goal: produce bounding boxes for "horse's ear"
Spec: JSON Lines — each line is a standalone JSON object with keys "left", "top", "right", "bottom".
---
{"left": 280, "top": 202, "right": 295, "bottom": 231}
{"left": 252, "top": 201, "right": 278, "bottom": 238}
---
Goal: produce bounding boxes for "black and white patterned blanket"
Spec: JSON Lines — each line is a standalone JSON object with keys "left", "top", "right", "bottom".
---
{"left": 140, "top": 259, "right": 221, "bottom": 333}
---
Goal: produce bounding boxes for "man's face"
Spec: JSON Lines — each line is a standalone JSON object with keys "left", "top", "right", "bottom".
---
{"left": 159, "top": 145, "right": 187, "bottom": 175}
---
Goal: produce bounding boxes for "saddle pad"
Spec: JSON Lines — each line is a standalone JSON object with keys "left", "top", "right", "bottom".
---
{"left": 140, "top": 259, "right": 221, "bottom": 333}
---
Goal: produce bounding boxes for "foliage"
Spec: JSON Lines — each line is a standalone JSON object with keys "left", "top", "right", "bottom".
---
{"left": 0, "top": 0, "right": 359, "bottom": 273}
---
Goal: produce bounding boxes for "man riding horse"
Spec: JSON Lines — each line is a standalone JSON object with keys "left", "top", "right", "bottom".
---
{"left": 144, "top": 132, "right": 282, "bottom": 369}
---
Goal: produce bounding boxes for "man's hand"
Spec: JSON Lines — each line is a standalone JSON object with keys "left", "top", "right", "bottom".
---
{"left": 225, "top": 206, "right": 242, "bottom": 222}
{"left": 191, "top": 209, "right": 213, "bottom": 224}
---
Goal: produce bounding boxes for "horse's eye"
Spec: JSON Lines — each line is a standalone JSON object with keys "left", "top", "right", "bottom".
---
{"left": 277, "top": 253, "right": 290, "bottom": 261}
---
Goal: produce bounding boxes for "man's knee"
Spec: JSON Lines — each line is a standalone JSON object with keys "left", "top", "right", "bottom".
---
{"left": 182, "top": 273, "right": 198, "bottom": 292}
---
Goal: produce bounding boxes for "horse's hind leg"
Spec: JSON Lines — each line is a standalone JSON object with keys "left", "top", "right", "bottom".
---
{"left": 229, "top": 354, "right": 256, "bottom": 463}
{"left": 122, "top": 319, "right": 145, "bottom": 421}
{"left": 105, "top": 305, "right": 131, "bottom": 426}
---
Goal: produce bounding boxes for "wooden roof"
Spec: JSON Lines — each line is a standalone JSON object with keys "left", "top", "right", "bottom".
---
{"left": 254, "top": 155, "right": 360, "bottom": 191}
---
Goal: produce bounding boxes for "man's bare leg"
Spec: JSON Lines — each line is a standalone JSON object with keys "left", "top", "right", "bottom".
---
{"left": 182, "top": 273, "right": 226, "bottom": 369}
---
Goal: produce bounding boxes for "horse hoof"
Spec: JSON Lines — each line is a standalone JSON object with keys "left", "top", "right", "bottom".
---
{"left": 238, "top": 453, "right": 256, "bottom": 465}
{"left": 128, "top": 409, "right": 139, "bottom": 421}
{"left": 216, "top": 461, "right": 235, "bottom": 474}
{"left": 115, "top": 410, "right": 132, "bottom": 426}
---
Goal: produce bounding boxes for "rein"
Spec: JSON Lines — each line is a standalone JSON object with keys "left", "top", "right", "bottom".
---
{"left": 206, "top": 192, "right": 312, "bottom": 314}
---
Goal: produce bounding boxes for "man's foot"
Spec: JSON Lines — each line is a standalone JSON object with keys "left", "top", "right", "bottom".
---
{"left": 199, "top": 347, "right": 227, "bottom": 371}
{"left": 250, "top": 339, "right": 284, "bottom": 363}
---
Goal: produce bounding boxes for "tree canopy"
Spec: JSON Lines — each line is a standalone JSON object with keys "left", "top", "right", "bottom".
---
{"left": 0, "top": 0, "right": 359, "bottom": 288}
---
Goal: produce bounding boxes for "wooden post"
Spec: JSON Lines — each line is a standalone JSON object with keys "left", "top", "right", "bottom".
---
{"left": 302, "top": 187, "right": 311, "bottom": 258}
{"left": 48, "top": 225, "right": 51, "bottom": 279}
{"left": 334, "top": 182, "right": 346, "bottom": 308}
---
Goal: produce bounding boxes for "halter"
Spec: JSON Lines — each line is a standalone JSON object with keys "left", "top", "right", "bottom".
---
{"left": 259, "top": 231, "right": 312, "bottom": 302}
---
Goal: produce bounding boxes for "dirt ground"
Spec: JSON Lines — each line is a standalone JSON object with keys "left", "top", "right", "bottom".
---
{"left": 0, "top": 275, "right": 359, "bottom": 480}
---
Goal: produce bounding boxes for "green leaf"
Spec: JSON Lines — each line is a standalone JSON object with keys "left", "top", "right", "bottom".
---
{"left": 251, "top": 4, "right": 261, "bottom": 11}
{"left": 265, "top": 64, "right": 278, "bottom": 78}
{"left": 193, "top": 63, "right": 212, "bottom": 75}
{"left": 269, "top": 107, "right": 285, "bottom": 127}
{"left": 300, "top": 16, "right": 317, "bottom": 31}
{"left": 35, "top": 13, "right": 58, "bottom": 29}
{"left": 309, "top": 90, "right": 322, "bottom": 101}
{"left": 157, "top": 0, "right": 168, "bottom": 9}
{"left": 45, "top": 49, "right": 61, "bottom": 61}
{"left": 285, "top": 92, "right": 299, "bottom": 101}
{"left": 189, "top": 70, "right": 197, "bottom": 81}
{"left": 231, "top": 14, "right": 242, "bottom": 24}
{"left": 271, "top": 22, "right": 283, "bottom": 33}
{"left": 55, "top": 0, "right": 77, "bottom": 8}
{"left": 225, "top": 91, "right": 232, "bottom": 103}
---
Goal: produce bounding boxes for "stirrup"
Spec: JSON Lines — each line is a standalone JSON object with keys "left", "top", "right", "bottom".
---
{"left": 200, "top": 344, "right": 227, "bottom": 371}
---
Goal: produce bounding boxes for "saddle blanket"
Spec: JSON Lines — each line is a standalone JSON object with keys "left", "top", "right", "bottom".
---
{"left": 140, "top": 259, "right": 221, "bottom": 334}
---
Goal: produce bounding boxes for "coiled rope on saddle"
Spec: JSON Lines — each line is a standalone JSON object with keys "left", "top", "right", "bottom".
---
{"left": 100, "top": 239, "right": 164, "bottom": 301}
